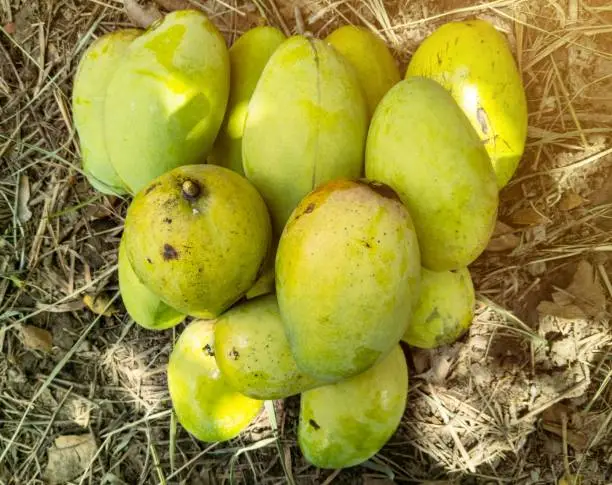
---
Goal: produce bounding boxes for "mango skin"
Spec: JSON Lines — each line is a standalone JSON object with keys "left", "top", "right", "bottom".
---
{"left": 325, "top": 25, "right": 400, "bottom": 117}
{"left": 242, "top": 35, "right": 368, "bottom": 235}
{"left": 168, "top": 320, "right": 263, "bottom": 443}
{"left": 298, "top": 344, "right": 408, "bottom": 469}
{"left": 123, "top": 164, "right": 272, "bottom": 319}
{"left": 214, "top": 294, "right": 322, "bottom": 400}
{"left": 72, "top": 29, "right": 141, "bottom": 195}
{"left": 104, "top": 10, "right": 230, "bottom": 194}
{"left": 365, "top": 77, "right": 498, "bottom": 271}
{"left": 276, "top": 179, "right": 421, "bottom": 381}
{"left": 209, "top": 26, "right": 286, "bottom": 175}
{"left": 402, "top": 267, "right": 475, "bottom": 348}
{"left": 406, "top": 19, "right": 528, "bottom": 188}
{"left": 118, "top": 235, "right": 185, "bottom": 330}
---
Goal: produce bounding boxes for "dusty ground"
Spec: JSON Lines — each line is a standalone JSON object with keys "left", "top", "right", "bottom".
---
{"left": 0, "top": 0, "right": 611, "bottom": 484}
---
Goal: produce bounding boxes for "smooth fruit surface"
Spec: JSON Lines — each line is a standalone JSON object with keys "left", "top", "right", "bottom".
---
{"left": 168, "top": 320, "right": 263, "bottom": 442}
{"left": 276, "top": 179, "right": 421, "bottom": 381}
{"left": 406, "top": 19, "right": 527, "bottom": 188}
{"left": 365, "top": 77, "right": 498, "bottom": 271}
{"left": 298, "top": 344, "right": 408, "bottom": 469}
{"left": 123, "top": 164, "right": 271, "bottom": 319}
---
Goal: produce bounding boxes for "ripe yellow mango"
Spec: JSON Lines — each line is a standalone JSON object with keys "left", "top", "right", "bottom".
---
{"left": 402, "top": 267, "right": 475, "bottom": 348}
{"left": 276, "top": 179, "right": 421, "bottom": 381}
{"left": 365, "top": 78, "right": 498, "bottom": 271}
{"left": 168, "top": 320, "right": 263, "bottom": 442}
{"left": 406, "top": 19, "right": 528, "bottom": 188}
{"left": 72, "top": 29, "right": 141, "bottom": 195}
{"left": 209, "top": 26, "right": 286, "bottom": 175}
{"left": 104, "top": 10, "right": 230, "bottom": 193}
{"left": 118, "top": 235, "right": 184, "bottom": 330}
{"left": 298, "top": 344, "right": 408, "bottom": 469}
{"left": 242, "top": 35, "right": 368, "bottom": 235}
{"left": 123, "top": 164, "right": 272, "bottom": 319}
{"left": 214, "top": 295, "right": 322, "bottom": 400}
{"left": 325, "top": 25, "right": 400, "bottom": 117}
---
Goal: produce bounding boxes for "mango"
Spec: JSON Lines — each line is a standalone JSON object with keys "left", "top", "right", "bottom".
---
{"left": 276, "top": 179, "right": 421, "bottom": 381}
{"left": 242, "top": 35, "right": 368, "bottom": 235}
{"left": 118, "top": 235, "right": 185, "bottom": 330}
{"left": 214, "top": 294, "right": 322, "bottom": 400}
{"left": 209, "top": 26, "right": 286, "bottom": 175}
{"left": 365, "top": 77, "right": 498, "bottom": 271}
{"left": 123, "top": 164, "right": 272, "bottom": 319}
{"left": 168, "top": 319, "right": 263, "bottom": 442}
{"left": 72, "top": 29, "right": 141, "bottom": 195}
{"left": 245, "top": 263, "right": 275, "bottom": 300}
{"left": 104, "top": 10, "right": 230, "bottom": 193}
{"left": 406, "top": 19, "right": 527, "bottom": 188}
{"left": 298, "top": 344, "right": 408, "bottom": 469}
{"left": 325, "top": 25, "right": 400, "bottom": 117}
{"left": 402, "top": 267, "right": 475, "bottom": 348}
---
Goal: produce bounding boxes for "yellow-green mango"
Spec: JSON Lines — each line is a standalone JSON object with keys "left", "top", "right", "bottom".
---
{"left": 118, "top": 235, "right": 184, "bottom": 330}
{"left": 245, "top": 263, "right": 275, "bottom": 300}
{"left": 214, "top": 294, "right": 322, "bottom": 400}
{"left": 298, "top": 344, "right": 408, "bottom": 469}
{"left": 104, "top": 10, "right": 230, "bottom": 194}
{"left": 209, "top": 26, "right": 286, "bottom": 175}
{"left": 402, "top": 267, "right": 475, "bottom": 348}
{"left": 406, "top": 19, "right": 528, "bottom": 188}
{"left": 242, "top": 35, "right": 368, "bottom": 235}
{"left": 123, "top": 164, "right": 272, "bottom": 319}
{"left": 72, "top": 29, "right": 141, "bottom": 195}
{"left": 365, "top": 77, "right": 498, "bottom": 271}
{"left": 276, "top": 179, "right": 421, "bottom": 381}
{"left": 325, "top": 25, "right": 400, "bottom": 117}
{"left": 168, "top": 319, "right": 263, "bottom": 442}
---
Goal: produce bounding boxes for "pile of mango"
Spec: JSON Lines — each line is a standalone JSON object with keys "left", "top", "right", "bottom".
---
{"left": 73, "top": 9, "right": 527, "bottom": 469}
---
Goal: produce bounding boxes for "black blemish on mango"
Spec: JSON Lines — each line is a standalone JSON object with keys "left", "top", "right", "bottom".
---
{"left": 358, "top": 180, "right": 402, "bottom": 203}
{"left": 476, "top": 107, "right": 489, "bottom": 135}
{"left": 163, "top": 217, "right": 173, "bottom": 224}
{"left": 144, "top": 182, "right": 160, "bottom": 195}
{"left": 162, "top": 244, "right": 179, "bottom": 261}
{"left": 203, "top": 344, "right": 215, "bottom": 357}
{"left": 360, "top": 240, "right": 372, "bottom": 249}
{"left": 425, "top": 308, "right": 441, "bottom": 324}
{"left": 309, "top": 419, "right": 320, "bottom": 430}
{"left": 229, "top": 347, "right": 240, "bottom": 360}
{"left": 146, "top": 257, "right": 153, "bottom": 264}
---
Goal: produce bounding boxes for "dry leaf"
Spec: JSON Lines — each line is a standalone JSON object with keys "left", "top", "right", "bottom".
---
{"left": 44, "top": 434, "right": 97, "bottom": 485}
{"left": 536, "top": 301, "right": 586, "bottom": 319}
{"left": 35, "top": 300, "right": 85, "bottom": 313}
{"left": 124, "top": 0, "right": 162, "bottom": 29}
{"left": 510, "top": 207, "right": 549, "bottom": 226}
{"left": 154, "top": 0, "right": 192, "bottom": 10}
{"left": 558, "top": 473, "right": 582, "bottom": 485}
{"left": 486, "top": 221, "right": 520, "bottom": 252}
{"left": 17, "top": 175, "right": 32, "bottom": 223}
{"left": 21, "top": 325, "right": 53, "bottom": 352}
{"left": 564, "top": 260, "right": 607, "bottom": 317}
{"left": 559, "top": 190, "right": 586, "bottom": 211}
{"left": 3, "top": 23, "right": 15, "bottom": 35}
{"left": 83, "top": 294, "right": 117, "bottom": 317}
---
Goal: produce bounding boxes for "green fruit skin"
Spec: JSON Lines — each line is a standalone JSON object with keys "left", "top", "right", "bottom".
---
{"left": 298, "top": 344, "right": 408, "bottom": 469}
{"left": 214, "top": 294, "right": 322, "bottom": 400}
{"left": 242, "top": 35, "right": 368, "bottom": 235}
{"left": 209, "top": 26, "right": 286, "bottom": 175}
{"left": 325, "top": 25, "right": 400, "bottom": 117}
{"left": 365, "top": 77, "right": 498, "bottom": 271}
{"left": 123, "top": 164, "right": 272, "bottom": 319}
{"left": 72, "top": 29, "right": 141, "bottom": 195}
{"left": 168, "top": 320, "right": 263, "bottom": 442}
{"left": 402, "top": 267, "right": 475, "bottom": 348}
{"left": 276, "top": 179, "right": 421, "bottom": 381}
{"left": 104, "top": 10, "right": 230, "bottom": 194}
{"left": 118, "top": 235, "right": 184, "bottom": 330}
{"left": 406, "top": 19, "right": 527, "bottom": 188}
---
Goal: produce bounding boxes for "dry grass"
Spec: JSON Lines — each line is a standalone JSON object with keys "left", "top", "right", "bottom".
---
{"left": 0, "top": 0, "right": 611, "bottom": 483}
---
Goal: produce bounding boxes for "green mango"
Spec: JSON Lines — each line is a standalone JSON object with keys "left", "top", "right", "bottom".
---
{"left": 123, "top": 164, "right": 272, "bottom": 319}
{"left": 325, "top": 25, "right": 400, "bottom": 117}
{"left": 298, "top": 344, "right": 408, "bottom": 469}
{"left": 365, "top": 77, "right": 498, "bottom": 271}
{"left": 72, "top": 29, "right": 141, "bottom": 195}
{"left": 214, "top": 294, "right": 322, "bottom": 400}
{"left": 402, "top": 267, "right": 475, "bottom": 348}
{"left": 118, "top": 235, "right": 184, "bottom": 330}
{"left": 168, "top": 319, "right": 263, "bottom": 442}
{"left": 406, "top": 19, "right": 527, "bottom": 188}
{"left": 104, "top": 10, "right": 230, "bottom": 194}
{"left": 209, "top": 26, "right": 286, "bottom": 175}
{"left": 242, "top": 35, "right": 368, "bottom": 235}
{"left": 276, "top": 179, "right": 421, "bottom": 381}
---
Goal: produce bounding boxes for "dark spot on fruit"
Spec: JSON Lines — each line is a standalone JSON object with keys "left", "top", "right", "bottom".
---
{"left": 162, "top": 244, "right": 178, "bottom": 261}
{"left": 203, "top": 344, "right": 215, "bottom": 357}
{"left": 229, "top": 347, "right": 240, "bottom": 360}
{"left": 181, "top": 179, "right": 202, "bottom": 202}
{"left": 163, "top": 217, "right": 173, "bottom": 224}
{"left": 146, "top": 258, "right": 153, "bottom": 264}
{"left": 450, "top": 269, "right": 458, "bottom": 273}
{"left": 309, "top": 419, "right": 320, "bottom": 430}
{"left": 425, "top": 308, "right": 441, "bottom": 324}
{"left": 437, "top": 53, "right": 442, "bottom": 65}
{"left": 144, "top": 182, "right": 160, "bottom": 195}
{"left": 358, "top": 180, "right": 402, "bottom": 202}
{"left": 476, "top": 107, "right": 489, "bottom": 134}
{"left": 305, "top": 203, "right": 315, "bottom": 214}
{"left": 360, "top": 240, "right": 372, "bottom": 249}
